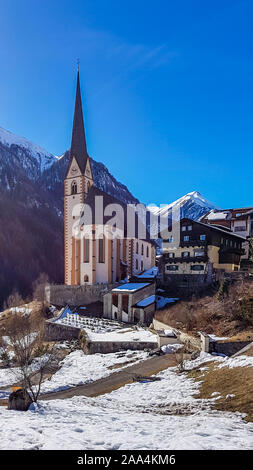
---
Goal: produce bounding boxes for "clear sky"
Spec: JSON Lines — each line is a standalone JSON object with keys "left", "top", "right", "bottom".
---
{"left": 0, "top": 0, "right": 252, "bottom": 208}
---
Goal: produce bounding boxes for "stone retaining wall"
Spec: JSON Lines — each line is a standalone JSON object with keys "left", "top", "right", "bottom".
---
{"left": 153, "top": 318, "right": 201, "bottom": 350}
{"left": 45, "top": 283, "right": 117, "bottom": 307}
{"left": 44, "top": 321, "right": 80, "bottom": 341}
{"left": 87, "top": 341, "right": 157, "bottom": 354}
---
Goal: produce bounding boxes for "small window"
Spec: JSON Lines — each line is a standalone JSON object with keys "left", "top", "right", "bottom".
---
{"left": 146, "top": 245, "right": 149, "bottom": 257}
{"left": 136, "top": 259, "right": 138, "bottom": 270}
{"left": 188, "top": 225, "right": 192, "bottom": 231}
{"left": 183, "top": 236, "right": 189, "bottom": 242}
{"left": 83, "top": 238, "right": 89, "bottom": 263}
{"left": 141, "top": 260, "right": 144, "bottom": 271}
{"left": 83, "top": 274, "right": 89, "bottom": 282}
{"left": 169, "top": 236, "right": 174, "bottom": 243}
{"left": 194, "top": 250, "right": 205, "bottom": 257}
{"left": 200, "top": 235, "right": 206, "bottom": 241}
{"left": 141, "top": 244, "right": 144, "bottom": 255}
{"left": 99, "top": 237, "right": 105, "bottom": 263}
{"left": 166, "top": 265, "right": 178, "bottom": 271}
{"left": 191, "top": 265, "right": 204, "bottom": 271}
{"left": 71, "top": 181, "right": 77, "bottom": 195}
{"left": 168, "top": 252, "right": 175, "bottom": 258}
{"left": 182, "top": 251, "right": 190, "bottom": 257}
{"left": 136, "top": 242, "right": 139, "bottom": 254}
{"left": 182, "top": 226, "right": 186, "bottom": 231}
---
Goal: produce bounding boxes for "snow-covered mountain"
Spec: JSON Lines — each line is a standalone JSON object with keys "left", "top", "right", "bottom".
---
{"left": 0, "top": 126, "right": 219, "bottom": 307}
{"left": 0, "top": 126, "right": 57, "bottom": 177}
{"left": 149, "top": 191, "right": 219, "bottom": 221}
{"left": 0, "top": 126, "right": 139, "bottom": 307}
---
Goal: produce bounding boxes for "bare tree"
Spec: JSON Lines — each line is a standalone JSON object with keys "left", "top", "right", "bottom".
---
{"left": 3, "top": 289, "right": 23, "bottom": 310}
{"left": 3, "top": 314, "right": 59, "bottom": 404}
{"left": 32, "top": 272, "right": 49, "bottom": 302}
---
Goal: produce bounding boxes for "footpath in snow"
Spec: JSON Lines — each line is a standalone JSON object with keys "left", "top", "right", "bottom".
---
{"left": 0, "top": 352, "right": 253, "bottom": 450}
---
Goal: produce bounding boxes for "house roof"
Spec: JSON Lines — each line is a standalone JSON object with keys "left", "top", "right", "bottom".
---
{"left": 80, "top": 185, "right": 157, "bottom": 245}
{"left": 181, "top": 217, "right": 247, "bottom": 241}
{"left": 112, "top": 283, "right": 150, "bottom": 293}
{"left": 135, "top": 294, "right": 156, "bottom": 308}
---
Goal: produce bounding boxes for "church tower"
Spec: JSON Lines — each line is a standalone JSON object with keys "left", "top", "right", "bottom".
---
{"left": 64, "top": 69, "right": 94, "bottom": 285}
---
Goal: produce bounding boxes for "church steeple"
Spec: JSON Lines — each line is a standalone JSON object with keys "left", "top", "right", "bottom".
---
{"left": 70, "top": 68, "right": 89, "bottom": 174}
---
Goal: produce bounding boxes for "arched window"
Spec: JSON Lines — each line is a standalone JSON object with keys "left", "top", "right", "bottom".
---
{"left": 83, "top": 274, "right": 89, "bottom": 283}
{"left": 71, "top": 181, "right": 77, "bottom": 195}
{"left": 146, "top": 245, "right": 149, "bottom": 257}
{"left": 141, "top": 244, "right": 144, "bottom": 255}
{"left": 136, "top": 242, "right": 139, "bottom": 254}
{"left": 87, "top": 181, "right": 91, "bottom": 192}
{"left": 136, "top": 259, "right": 138, "bottom": 270}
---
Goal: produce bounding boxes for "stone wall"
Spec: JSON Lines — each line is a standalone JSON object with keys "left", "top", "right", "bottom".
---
{"left": 45, "top": 283, "right": 117, "bottom": 307}
{"left": 87, "top": 341, "right": 157, "bottom": 354}
{"left": 153, "top": 318, "right": 201, "bottom": 350}
{"left": 210, "top": 340, "right": 251, "bottom": 356}
{"left": 44, "top": 320, "right": 80, "bottom": 341}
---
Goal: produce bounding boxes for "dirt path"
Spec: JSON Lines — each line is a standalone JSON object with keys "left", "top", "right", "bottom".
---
{"left": 40, "top": 354, "right": 184, "bottom": 401}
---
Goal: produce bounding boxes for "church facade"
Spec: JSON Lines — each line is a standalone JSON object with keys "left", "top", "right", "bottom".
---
{"left": 64, "top": 71, "right": 156, "bottom": 286}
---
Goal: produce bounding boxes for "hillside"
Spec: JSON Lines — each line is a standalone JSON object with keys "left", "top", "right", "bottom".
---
{"left": 0, "top": 128, "right": 138, "bottom": 308}
{"left": 0, "top": 126, "right": 219, "bottom": 308}
{"left": 155, "top": 276, "right": 253, "bottom": 338}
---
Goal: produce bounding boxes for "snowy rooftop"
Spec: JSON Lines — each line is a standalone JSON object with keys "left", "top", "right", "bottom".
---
{"left": 112, "top": 283, "right": 150, "bottom": 292}
{"left": 136, "top": 295, "right": 156, "bottom": 308}
{"left": 136, "top": 267, "right": 158, "bottom": 279}
{"left": 207, "top": 211, "right": 229, "bottom": 221}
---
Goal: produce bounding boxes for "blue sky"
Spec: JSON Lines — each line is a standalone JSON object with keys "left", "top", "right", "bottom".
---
{"left": 0, "top": 0, "right": 252, "bottom": 208}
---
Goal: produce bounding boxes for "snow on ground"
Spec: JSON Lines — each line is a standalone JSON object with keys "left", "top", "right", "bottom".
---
{"left": 1, "top": 353, "right": 253, "bottom": 450}
{"left": 0, "top": 354, "right": 52, "bottom": 391}
{"left": 217, "top": 354, "right": 253, "bottom": 369}
{"left": 55, "top": 314, "right": 158, "bottom": 343}
{"left": 40, "top": 350, "right": 149, "bottom": 394}
{"left": 9, "top": 305, "right": 32, "bottom": 315}
{"left": 208, "top": 334, "right": 229, "bottom": 341}
{"left": 161, "top": 343, "right": 183, "bottom": 354}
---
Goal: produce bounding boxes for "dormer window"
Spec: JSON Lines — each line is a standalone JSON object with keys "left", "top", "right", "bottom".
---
{"left": 200, "top": 235, "right": 206, "bottom": 241}
{"left": 71, "top": 181, "right": 77, "bottom": 195}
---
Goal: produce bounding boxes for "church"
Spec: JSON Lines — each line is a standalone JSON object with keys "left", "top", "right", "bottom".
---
{"left": 64, "top": 70, "right": 156, "bottom": 286}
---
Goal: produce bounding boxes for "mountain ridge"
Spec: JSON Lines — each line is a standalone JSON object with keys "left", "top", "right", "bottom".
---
{"left": 0, "top": 126, "right": 217, "bottom": 307}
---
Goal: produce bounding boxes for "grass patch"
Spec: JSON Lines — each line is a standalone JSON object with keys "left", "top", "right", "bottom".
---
{"left": 188, "top": 361, "right": 253, "bottom": 422}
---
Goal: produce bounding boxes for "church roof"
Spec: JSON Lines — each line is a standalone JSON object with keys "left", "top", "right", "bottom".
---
{"left": 80, "top": 185, "right": 157, "bottom": 245}
{"left": 69, "top": 69, "right": 90, "bottom": 174}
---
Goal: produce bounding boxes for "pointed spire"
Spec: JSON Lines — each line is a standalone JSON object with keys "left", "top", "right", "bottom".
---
{"left": 70, "top": 67, "right": 88, "bottom": 173}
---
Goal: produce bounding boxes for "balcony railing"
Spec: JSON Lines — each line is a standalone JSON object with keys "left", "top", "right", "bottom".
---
{"left": 180, "top": 239, "right": 208, "bottom": 247}
{"left": 164, "top": 255, "right": 208, "bottom": 263}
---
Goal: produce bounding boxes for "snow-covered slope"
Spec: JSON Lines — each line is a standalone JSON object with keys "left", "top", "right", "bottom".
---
{"left": 0, "top": 127, "right": 57, "bottom": 174}
{"left": 149, "top": 191, "right": 219, "bottom": 221}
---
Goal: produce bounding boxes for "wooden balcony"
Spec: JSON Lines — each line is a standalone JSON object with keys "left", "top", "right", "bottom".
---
{"left": 164, "top": 255, "right": 208, "bottom": 264}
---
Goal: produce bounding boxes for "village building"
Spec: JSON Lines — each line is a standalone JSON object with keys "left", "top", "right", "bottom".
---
{"left": 200, "top": 207, "right": 253, "bottom": 260}
{"left": 64, "top": 70, "right": 156, "bottom": 287}
{"left": 161, "top": 217, "right": 247, "bottom": 293}
{"left": 103, "top": 282, "right": 156, "bottom": 324}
